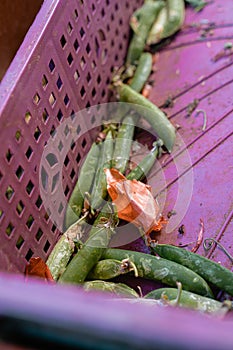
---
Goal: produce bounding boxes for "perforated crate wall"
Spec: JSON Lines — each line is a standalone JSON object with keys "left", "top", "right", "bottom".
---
{"left": 0, "top": 0, "right": 143, "bottom": 273}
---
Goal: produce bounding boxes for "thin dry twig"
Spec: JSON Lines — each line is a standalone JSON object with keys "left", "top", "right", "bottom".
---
{"left": 191, "top": 219, "right": 204, "bottom": 253}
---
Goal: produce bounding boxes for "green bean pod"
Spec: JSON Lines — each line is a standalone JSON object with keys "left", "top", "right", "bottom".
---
{"left": 83, "top": 280, "right": 139, "bottom": 298}
{"left": 126, "top": 35, "right": 145, "bottom": 67}
{"left": 126, "top": 1, "right": 165, "bottom": 65}
{"left": 130, "top": 53, "right": 153, "bottom": 93}
{"left": 103, "top": 249, "right": 213, "bottom": 297}
{"left": 112, "top": 50, "right": 152, "bottom": 173}
{"left": 87, "top": 259, "right": 133, "bottom": 280}
{"left": 145, "top": 288, "right": 223, "bottom": 313}
{"left": 59, "top": 200, "right": 119, "bottom": 284}
{"left": 126, "top": 139, "right": 163, "bottom": 181}
{"left": 153, "top": 244, "right": 233, "bottom": 297}
{"left": 46, "top": 219, "right": 86, "bottom": 281}
{"left": 65, "top": 142, "right": 100, "bottom": 229}
{"left": 46, "top": 235, "right": 74, "bottom": 281}
{"left": 147, "top": 7, "right": 167, "bottom": 45}
{"left": 129, "top": 2, "right": 157, "bottom": 32}
{"left": 117, "top": 83, "right": 176, "bottom": 153}
{"left": 161, "top": 0, "right": 185, "bottom": 40}
{"left": 91, "top": 131, "right": 114, "bottom": 210}
{"left": 112, "top": 115, "right": 137, "bottom": 174}
{"left": 59, "top": 226, "right": 113, "bottom": 284}
{"left": 129, "top": 5, "right": 148, "bottom": 33}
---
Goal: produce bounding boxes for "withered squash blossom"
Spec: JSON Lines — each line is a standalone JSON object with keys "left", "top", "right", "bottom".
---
{"left": 104, "top": 168, "right": 167, "bottom": 236}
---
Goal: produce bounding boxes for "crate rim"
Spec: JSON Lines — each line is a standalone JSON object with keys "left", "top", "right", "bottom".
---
{"left": 0, "top": 271, "right": 233, "bottom": 350}
{"left": 0, "top": 0, "right": 60, "bottom": 113}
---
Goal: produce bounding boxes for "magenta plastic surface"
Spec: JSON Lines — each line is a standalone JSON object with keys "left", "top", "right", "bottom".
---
{"left": 148, "top": 0, "right": 233, "bottom": 269}
{"left": 0, "top": 0, "right": 233, "bottom": 347}
{"left": 0, "top": 272, "right": 233, "bottom": 349}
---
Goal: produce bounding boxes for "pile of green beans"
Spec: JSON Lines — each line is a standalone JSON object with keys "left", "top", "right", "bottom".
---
{"left": 44, "top": 1, "right": 233, "bottom": 318}
{"left": 57, "top": 137, "right": 164, "bottom": 284}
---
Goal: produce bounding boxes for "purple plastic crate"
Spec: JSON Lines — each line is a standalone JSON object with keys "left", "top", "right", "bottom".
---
{"left": 0, "top": 0, "right": 143, "bottom": 273}
{"left": 0, "top": 0, "right": 233, "bottom": 348}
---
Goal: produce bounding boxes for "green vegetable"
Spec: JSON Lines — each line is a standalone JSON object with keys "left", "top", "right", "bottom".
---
{"left": 126, "top": 35, "right": 145, "bottom": 67}
{"left": 112, "top": 52, "right": 153, "bottom": 173}
{"left": 46, "top": 235, "right": 74, "bottom": 281}
{"left": 83, "top": 280, "right": 139, "bottom": 298}
{"left": 91, "top": 131, "right": 114, "bottom": 210}
{"left": 87, "top": 258, "right": 134, "bottom": 280}
{"left": 126, "top": 1, "right": 165, "bottom": 65}
{"left": 65, "top": 142, "right": 100, "bottom": 229}
{"left": 152, "top": 244, "right": 233, "bottom": 297}
{"left": 126, "top": 139, "right": 163, "bottom": 181}
{"left": 46, "top": 218, "right": 86, "bottom": 280}
{"left": 59, "top": 226, "right": 113, "bottom": 284}
{"left": 130, "top": 53, "right": 153, "bottom": 92}
{"left": 59, "top": 135, "right": 163, "bottom": 285}
{"left": 117, "top": 82, "right": 176, "bottom": 152}
{"left": 112, "top": 115, "right": 136, "bottom": 174}
{"left": 145, "top": 288, "right": 223, "bottom": 313}
{"left": 103, "top": 248, "right": 213, "bottom": 297}
{"left": 147, "top": 7, "right": 167, "bottom": 45}
{"left": 161, "top": 0, "right": 185, "bottom": 40}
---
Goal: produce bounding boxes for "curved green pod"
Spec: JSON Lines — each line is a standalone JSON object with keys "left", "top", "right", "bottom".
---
{"left": 103, "top": 248, "right": 213, "bottom": 297}
{"left": 126, "top": 139, "right": 163, "bottom": 181}
{"left": 153, "top": 244, "right": 233, "bottom": 297}
{"left": 147, "top": 7, "right": 167, "bottom": 45}
{"left": 65, "top": 142, "right": 100, "bottom": 229}
{"left": 126, "top": 1, "right": 165, "bottom": 65}
{"left": 46, "top": 219, "right": 86, "bottom": 281}
{"left": 91, "top": 131, "right": 114, "bottom": 210}
{"left": 83, "top": 280, "right": 139, "bottom": 298}
{"left": 130, "top": 53, "right": 153, "bottom": 93}
{"left": 117, "top": 83, "right": 176, "bottom": 152}
{"left": 59, "top": 226, "right": 113, "bottom": 284}
{"left": 161, "top": 0, "right": 185, "bottom": 40}
{"left": 112, "top": 114, "right": 136, "bottom": 174}
{"left": 144, "top": 288, "right": 223, "bottom": 313}
{"left": 46, "top": 234, "right": 75, "bottom": 281}
{"left": 87, "top": 258, "right": 134, "bottom": 280}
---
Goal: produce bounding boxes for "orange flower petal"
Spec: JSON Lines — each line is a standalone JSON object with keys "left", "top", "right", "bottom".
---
{"left": 105, "top": 168, "right": 167, "bottom": 235}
